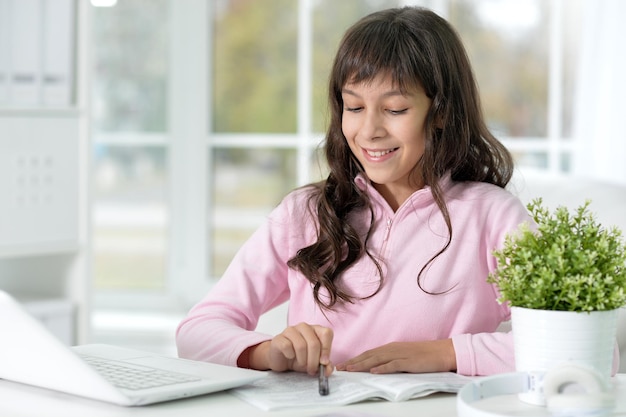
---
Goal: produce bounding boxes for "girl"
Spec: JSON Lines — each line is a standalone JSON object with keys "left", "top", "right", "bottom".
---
{"left": 176, "top": 6, "right": 531, "bottom": 378}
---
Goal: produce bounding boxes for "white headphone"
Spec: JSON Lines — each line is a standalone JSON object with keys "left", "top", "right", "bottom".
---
{"left": 457, "top": 363, "right": 615, "bottom": 417}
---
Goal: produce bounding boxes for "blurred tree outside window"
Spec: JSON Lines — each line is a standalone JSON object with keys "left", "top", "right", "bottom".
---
{"left": 451, "top": 0, "right": 549, "bottom": 138}
{"left": 213, "top": 0, "right": 298, "bottom": 133}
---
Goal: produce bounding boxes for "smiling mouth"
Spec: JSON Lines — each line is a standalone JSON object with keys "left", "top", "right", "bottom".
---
{"left": 366, "top": 148, "right": 399, "bottom": 158}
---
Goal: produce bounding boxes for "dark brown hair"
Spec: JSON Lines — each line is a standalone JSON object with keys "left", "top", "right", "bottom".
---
{"left": 287, "top": 6, "right": 514, "bottom": 310}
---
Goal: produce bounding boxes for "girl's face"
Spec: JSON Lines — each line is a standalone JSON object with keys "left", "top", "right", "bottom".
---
{"left": 341, "top": 74, "right": 432, "bottom": 210}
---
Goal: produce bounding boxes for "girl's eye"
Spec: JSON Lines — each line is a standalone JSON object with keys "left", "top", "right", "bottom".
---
{"left": 388, "top": 108, "right": 408, "bottom": 115}
{"left": 344, "top": 106, "right": 363, "bottom": 113}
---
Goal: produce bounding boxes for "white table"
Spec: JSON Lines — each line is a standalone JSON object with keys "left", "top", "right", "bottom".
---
{"left": 0, "top": 375, "right": 624, "bottom": 417}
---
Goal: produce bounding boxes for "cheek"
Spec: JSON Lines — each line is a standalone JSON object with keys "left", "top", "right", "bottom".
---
{"left": 341, "top": 114, "right": 358, "bottom": 139}
{"left": 409, "top": 120, "right": 428, "bottom": 145}
{"left": 399, "top": 126, "right": 427, "bottom": 159}
{"left": 341, "top": 120, "right": 350, "bottom": 139}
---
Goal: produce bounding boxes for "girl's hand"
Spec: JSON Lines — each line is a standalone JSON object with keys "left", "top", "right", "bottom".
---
{"left": 243, "top": 322, "right": 334, "bottom": 376}
{"left": 336, "top": 339, "right": 457, "bottom": 374}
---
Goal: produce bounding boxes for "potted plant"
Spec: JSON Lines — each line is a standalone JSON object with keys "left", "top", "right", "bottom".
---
{"left": 488, "top": 198, "right": 626, "bottom": 405}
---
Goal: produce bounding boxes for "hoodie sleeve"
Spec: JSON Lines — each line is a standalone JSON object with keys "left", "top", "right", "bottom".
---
{"left": 452, "top": 326, "right": 621, "bottom": 376}
{"left": 452, "top": 331, "right": 515, "bottom": 375}
{"left": 175, "top": 191, "right": 309, "bottom": 366}
{"left": 451, "top": 189, "right": 529, "bottom": 376}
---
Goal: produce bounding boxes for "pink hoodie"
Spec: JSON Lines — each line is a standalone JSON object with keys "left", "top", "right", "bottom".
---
{"left": 176, "top": 175, "right": 533, "bottom": 376}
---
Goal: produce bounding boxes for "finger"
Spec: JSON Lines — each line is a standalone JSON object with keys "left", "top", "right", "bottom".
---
{"left": 313, "top": 326, "right": 334, "bottom": 366}
{"left": 268, "top": 333, "right": 297, "bottom": 371}
{"left": 282, "top": 325, "right": 312, "bottom": 371}
{"left": 319, "top": 362, "right": 333, "bottom": 377}
{"left": 338, "top": 349, "right": 387, "bottom": 372}
{"left": 293, "top": 323, "right": 323, "bottom": 375}
{"left": 370, "top": 359, "right": 409, "bottom": 374}
{"left": 341, "top": 357, "right": 380, "bottom": 372}
{"left": 270, "top": 325, "right": 312, "bottom": 372}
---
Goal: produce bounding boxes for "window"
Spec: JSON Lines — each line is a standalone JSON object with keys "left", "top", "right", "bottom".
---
{"left": 446, "top": 0, "right": 582, "bottom": 172}
{"left": 90, "top": 0, "right": 583, "bottom": 311}
{"left": 91, "top": 0, "right": 170, "bottom": 304}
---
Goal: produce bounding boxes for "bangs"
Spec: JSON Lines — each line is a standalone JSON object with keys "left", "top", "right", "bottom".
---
{"left": 335, "top": 18, "right": 426, "bottom": 95}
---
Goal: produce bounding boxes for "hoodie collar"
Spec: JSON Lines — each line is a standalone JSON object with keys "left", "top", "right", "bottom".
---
{"left": 354, "top": 172, "right": 454, "bottom": 212}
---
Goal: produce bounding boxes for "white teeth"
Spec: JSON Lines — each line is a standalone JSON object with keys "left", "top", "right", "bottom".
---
{"left": 367, "top": 148, "right": 395, "bottom": 157}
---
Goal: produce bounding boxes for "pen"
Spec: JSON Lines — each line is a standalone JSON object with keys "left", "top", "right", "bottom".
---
{"left": 318, "top": 363, "right": 329, "bottom": 396}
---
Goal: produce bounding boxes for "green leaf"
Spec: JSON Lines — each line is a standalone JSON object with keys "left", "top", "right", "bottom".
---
{"left": 487, "top": 198, "right": 626, "bottom": 311}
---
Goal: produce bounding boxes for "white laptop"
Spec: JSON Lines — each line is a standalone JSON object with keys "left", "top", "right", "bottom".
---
{"left": 0, "top": 290, "right": 265, "bottom": 406}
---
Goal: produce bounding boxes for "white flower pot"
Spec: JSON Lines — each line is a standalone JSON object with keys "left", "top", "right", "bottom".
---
{"left": 511, "top": 306, "right": 618, "bottom": 406}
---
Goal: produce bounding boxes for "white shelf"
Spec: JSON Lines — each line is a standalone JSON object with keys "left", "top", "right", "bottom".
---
{"left": 0, "top": 241, "right": 80, "bottom": 259}
{"left": 0, "top": 108, "right": 81, "bottom": 117}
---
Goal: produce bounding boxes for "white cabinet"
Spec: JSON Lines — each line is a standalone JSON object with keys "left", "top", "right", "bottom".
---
{"left": 0, "top": 115, "right": 80, "bottom": 254}
{"left": 0, "top": 0, "right": 89, "bottom": 344}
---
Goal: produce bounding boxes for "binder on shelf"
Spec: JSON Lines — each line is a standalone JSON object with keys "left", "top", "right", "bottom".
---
{"left": 42, "top": 0, "right": 76, "bottom": 107}
{"left": 8, "top": 0, "right": 43, "bottom": 106}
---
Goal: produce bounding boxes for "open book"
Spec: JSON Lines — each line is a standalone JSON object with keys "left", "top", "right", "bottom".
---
{"left": 230, "top": 370, "right": 474, "bottom": 411}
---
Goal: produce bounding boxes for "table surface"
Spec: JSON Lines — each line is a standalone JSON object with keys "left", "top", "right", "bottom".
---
{"left": 0, "top": 374, "right": 624, "bottom": 417}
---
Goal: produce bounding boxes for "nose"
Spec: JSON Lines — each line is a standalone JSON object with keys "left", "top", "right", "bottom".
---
{"left": 358, "top": 110, "right": 386, "bottom": 142}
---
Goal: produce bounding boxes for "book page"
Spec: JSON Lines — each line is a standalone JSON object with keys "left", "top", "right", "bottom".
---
{"left": 230, "top": 371, "right": 385, "bottom": 411}
{"left": 230, "top": 371, "right": 471, "bottom": 410}
{"left": 346, "top": 372, "right": 474, "bottom": 401}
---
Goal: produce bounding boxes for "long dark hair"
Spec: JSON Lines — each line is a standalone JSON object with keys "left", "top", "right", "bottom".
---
{"left": 287, "top": 6, "right": 514, "bottom": 310}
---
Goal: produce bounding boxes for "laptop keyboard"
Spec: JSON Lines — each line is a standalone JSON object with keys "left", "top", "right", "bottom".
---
{"left": 81, "top": 355, "right": 202, "bottom": 391}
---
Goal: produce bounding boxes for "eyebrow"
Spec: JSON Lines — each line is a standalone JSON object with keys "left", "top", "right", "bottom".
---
{"left": 341, "top": 88, "right": 411, "bottom": 99}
